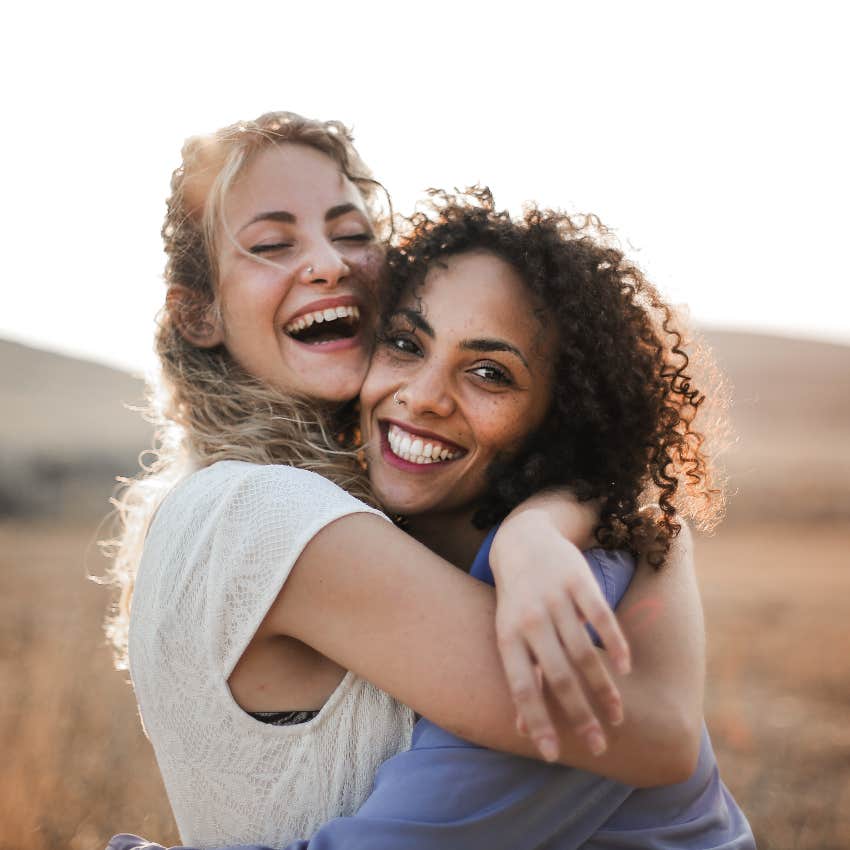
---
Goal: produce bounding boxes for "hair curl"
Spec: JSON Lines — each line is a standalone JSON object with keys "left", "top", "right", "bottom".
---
{"left": 103, "top": 112, "right": 383, "bottom": 667}
{"left": 384, "top": 188, "right": 727, "bottom": 565}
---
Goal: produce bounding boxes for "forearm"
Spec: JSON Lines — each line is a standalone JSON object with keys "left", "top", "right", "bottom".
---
{"left": 492, "top": 489, "right": 599, "bottom": 555}
{"left": 595, "top": 525, "right": 704, "bottom": 783}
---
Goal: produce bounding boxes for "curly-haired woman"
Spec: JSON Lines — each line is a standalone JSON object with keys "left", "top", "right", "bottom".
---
{"left": 109, "top": 191, "right": 752, "bottom": 849}
{"left": 106, "top": 113, "right": 730, "bottom": 848}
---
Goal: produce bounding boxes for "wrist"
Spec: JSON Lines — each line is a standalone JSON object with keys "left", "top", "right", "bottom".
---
{"left": 491, "top": 514, "right": 577, "bottom": 582}
{"left": 502, "top": 490, "right": 598, "bottom": 548}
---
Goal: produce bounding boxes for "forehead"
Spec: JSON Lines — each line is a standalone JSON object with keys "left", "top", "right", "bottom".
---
{"left": 224, "top": 143, "right": 367, "bottom": 223}
{"left": 410, "top": 252, "right": 543, "bottom": 337}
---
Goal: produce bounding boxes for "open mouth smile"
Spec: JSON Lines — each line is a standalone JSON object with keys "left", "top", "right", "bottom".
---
{"left": 284, "top": 304, "right": 361, "bottom": 346}
{"left": 380, "top": 420, "right": 466, "bottom": 468}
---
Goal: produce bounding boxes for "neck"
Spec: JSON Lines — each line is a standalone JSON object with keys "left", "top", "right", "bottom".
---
{"left": 405, "top": 508, "right": 489, "bottom": 571}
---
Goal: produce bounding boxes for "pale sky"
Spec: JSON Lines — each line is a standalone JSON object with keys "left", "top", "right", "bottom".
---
{"left": 3, "top": 1, "right": 848, "bottom": 374}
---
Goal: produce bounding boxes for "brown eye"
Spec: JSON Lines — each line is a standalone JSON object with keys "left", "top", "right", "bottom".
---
{"left": 470, "top": 363, "right": 513, "bottom": 386}
{"left": 382, "top": 333, "right": 421, "bottom": 357}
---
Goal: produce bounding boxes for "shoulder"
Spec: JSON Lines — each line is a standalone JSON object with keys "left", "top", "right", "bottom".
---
{"left": 158, "top": 460, "right": 385, "bottom": 526}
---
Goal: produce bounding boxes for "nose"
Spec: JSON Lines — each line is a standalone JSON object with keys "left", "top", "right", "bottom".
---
{"left": 300, "top": 239, "right": 350, "bottom": 287}
{"left": 397, "top": 364, "right": 456, "bottom": 419}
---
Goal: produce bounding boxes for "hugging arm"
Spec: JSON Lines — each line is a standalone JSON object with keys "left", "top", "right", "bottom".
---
{"left": 107, "top": 535, "right": 704, "bottom": 850}
{"left": 584, "top": 522, "right": 704, "bottom": 781}
{"left": 260, "top": 510, "right": 701, "bottom": 785}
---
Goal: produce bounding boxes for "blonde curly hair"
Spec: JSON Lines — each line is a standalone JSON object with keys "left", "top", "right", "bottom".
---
{"left": 103, "top": 112, "right": 385, "bottom": 667}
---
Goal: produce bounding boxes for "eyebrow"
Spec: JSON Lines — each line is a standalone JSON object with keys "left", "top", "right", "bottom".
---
{"left": 393, "top": 309, "right": 531, "bottom": 370}
{"left": 238, "top": 203, "right": 362, "bottom": 233}
{"left": 395, "top": 308, "right": 434, "bottom": 337}
{"left": 461, "top": 338, "right": 530, "bottom": 370}
{"left": 325, "top": 203, "right": 359, "bottom": 222}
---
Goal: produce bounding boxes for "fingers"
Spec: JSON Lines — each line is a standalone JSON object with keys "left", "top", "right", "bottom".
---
{"left": 498, "top": 629, "right": 560, "bottom": 762}
{"left": 573, "top": 577, "right": 631, "bottom": 676}
{"left": 524, "top": 617, "right": 609, "bottom": 757}
{"left": 553, "top": 603, "right": 623, "bottom": 731}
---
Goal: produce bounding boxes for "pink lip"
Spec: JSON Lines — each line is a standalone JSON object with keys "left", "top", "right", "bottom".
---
{"left": 283, "top": 294, "right": 367, "bottom": 354}
{"left": 287, "top": 334, "right": 364, "bottom": 353}
{"left": 284, "top": 294, "right": 362, "bottom": 325}
{"left": 377, "top": 421, "right": 465, "bottom": 473}
{"left": 381, "top": 418, "right": 465, "bottom": 452}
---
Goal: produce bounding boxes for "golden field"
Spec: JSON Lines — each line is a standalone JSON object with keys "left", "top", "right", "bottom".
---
{"left": 2, "top": 520, "right": 848, "bottom": 850}
{"left": 1, "top": 331, "right": 849, "bottom": 850}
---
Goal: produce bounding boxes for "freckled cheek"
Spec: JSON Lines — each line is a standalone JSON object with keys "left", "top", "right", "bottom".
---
{"left": 473, "top": 397, "right": 538, "bottom": 458}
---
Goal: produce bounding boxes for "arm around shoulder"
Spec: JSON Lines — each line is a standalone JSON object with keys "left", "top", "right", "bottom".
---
{"left": 602, "top": 521, "right": 705, "bottom": 784}
{"left": 259, "top": 510, "right": 701, "bottom": 783}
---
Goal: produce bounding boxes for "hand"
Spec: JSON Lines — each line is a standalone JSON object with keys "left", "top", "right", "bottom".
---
{"left": 491, "top": 512, "right": 631, "bottom": 763}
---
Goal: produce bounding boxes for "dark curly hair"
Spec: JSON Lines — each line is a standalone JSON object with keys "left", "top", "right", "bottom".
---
{"left": 383, "top": 189, "right": 726, "bottom": 566}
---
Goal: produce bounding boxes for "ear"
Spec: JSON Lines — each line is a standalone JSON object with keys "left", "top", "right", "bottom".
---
{"left": 167, "top": 285, "right": 225, "bottom": 348}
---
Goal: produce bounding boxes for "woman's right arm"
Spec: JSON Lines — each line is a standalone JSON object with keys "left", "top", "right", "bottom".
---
{"left": 259, "top": 512, "right": 701, "bottom": 785}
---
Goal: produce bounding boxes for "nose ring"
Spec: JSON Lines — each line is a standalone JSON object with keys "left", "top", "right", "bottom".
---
{"left": 393, "top": 389, "right": 405, "bottom": 406}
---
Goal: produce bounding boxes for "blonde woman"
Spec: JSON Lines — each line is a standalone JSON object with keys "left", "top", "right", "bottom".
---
{"left": 107, "top": 113, "right": 702, "bottom": 848}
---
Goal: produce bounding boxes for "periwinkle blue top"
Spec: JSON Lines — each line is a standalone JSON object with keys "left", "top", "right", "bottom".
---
{"left": 108, "top": 528, "right": 754, "bottom": 850}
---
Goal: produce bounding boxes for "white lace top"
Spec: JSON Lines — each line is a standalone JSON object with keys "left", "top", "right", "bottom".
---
{"left": 129, "top": 461, "right": 415, "bottom": 848}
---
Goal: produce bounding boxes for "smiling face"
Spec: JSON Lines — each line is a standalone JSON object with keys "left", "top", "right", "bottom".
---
{"left": 208, "top": 143, "right": 384, "bottom": 401}
{"left": 360, "top": 251, "right": 555, "bottom": 521}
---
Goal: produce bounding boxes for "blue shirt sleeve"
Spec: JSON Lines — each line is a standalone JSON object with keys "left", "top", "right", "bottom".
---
{"left": 107, "top": 539, "right": 637, "bottom": 850}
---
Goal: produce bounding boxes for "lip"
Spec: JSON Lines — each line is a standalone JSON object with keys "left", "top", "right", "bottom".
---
{"left": 376, "top": 419, "right": 467, "bottom": 473}
{"left": 282, "top": 294, "right": 367, "bottom": 354}
{"left": 284, "top": 294, "right": 362, "bottom": 325}
{"left": 381, "top": 418, "right": 465, "bottom": 452}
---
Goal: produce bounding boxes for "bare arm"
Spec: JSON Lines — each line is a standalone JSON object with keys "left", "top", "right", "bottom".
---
{"left": 578, "top": 522, "right": 704, "bottom": 783}
{"left": 258, "top": 513, "right": 702, "bottom": 785}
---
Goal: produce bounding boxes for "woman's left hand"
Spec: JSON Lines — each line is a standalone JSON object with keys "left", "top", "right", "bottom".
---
{"left": 490, "top": 503, "right": 631, "bottom": 763}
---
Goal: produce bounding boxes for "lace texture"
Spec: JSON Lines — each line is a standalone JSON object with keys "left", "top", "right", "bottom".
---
{"left": 129, "top": 461, "right": 415, "bottom": 848}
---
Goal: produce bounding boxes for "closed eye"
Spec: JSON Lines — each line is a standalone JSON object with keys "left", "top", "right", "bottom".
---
{"left": 249, "top": 242, "right": 292, "bottom": 255}
{"left": 333, "top": 233, "right": 373, "bottom": 243}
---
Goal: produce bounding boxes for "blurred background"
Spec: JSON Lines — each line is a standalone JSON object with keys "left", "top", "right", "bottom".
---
{"left": 2, "top": 2, "right": 848, "bottom": 849}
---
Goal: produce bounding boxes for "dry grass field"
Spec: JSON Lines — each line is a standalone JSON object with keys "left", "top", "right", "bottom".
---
{"left": 2, "top": 331, "right": 849, "bottom": 850}
{"left": 1, "top": 518, "right": 848, "bottom": 850}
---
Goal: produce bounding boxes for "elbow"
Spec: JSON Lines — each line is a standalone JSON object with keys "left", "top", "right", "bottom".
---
{"left": 655, "top": 711, "right": 701, "bottom": 786}
{"left": 629, "top": 697, "right": 702, "bottom": 788}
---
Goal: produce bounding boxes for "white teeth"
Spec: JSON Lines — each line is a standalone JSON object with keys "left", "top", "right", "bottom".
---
{"left": 284, "top": 304, "right": 360, "bottom": 334}
{"left": 386, "top": 424, "right": 460, "bottom": 465}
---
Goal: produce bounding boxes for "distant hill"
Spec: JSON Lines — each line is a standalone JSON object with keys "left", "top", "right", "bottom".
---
{"left": 701, "top": 330, "right": 850, "bottom": 522}
{"left": 2, "top": 332, "right": 849, "bottom": 521}
{"left": 0, "top": 340, "right": 151, "bottom": 517}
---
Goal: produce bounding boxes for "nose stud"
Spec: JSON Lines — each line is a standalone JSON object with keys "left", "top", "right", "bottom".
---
{"left": 306, "top": 266, "right": 314, "bottom": 275}
{"left": 393, "top": 390, "right": 405, "bottom": 406}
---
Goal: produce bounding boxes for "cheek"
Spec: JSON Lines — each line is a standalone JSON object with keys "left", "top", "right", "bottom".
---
{"left": 473, "top": 397, "right": 539, "bottom": 458}
{"left": 359, "top": 362, "right": 393, "bottom": 422}
{"left": 219, "top": 260, "right": 296, "bottom": 312}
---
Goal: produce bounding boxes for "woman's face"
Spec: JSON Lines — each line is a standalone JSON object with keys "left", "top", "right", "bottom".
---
{"left": 211, "top": 143, "right": 383, "bottom": 401}
{"left": 360, "top": 251, "right": 555, "bottom": 518}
